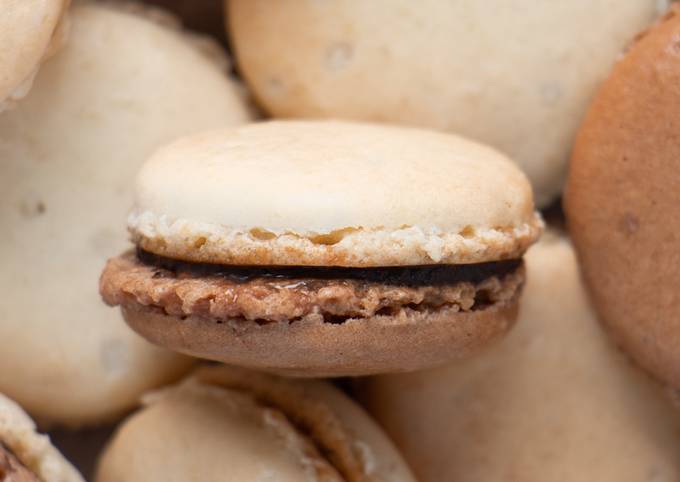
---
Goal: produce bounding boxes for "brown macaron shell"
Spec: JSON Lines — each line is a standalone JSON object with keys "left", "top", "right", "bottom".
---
{"left": 565, "top": 4, "right": 680, "bottom": 389}
{"left": 100, "top": 121, "right": 539, "bottom": 376}
{"left": 120, "top": 290, "right": 519, "bottom": 377}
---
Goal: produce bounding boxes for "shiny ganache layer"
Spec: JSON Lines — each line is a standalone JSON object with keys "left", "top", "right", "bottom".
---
{"left": 136, "top": 249, "right": 521, "bottom": 286}
{"left": 100, "top": 251, "right": 524, "bottom": 324}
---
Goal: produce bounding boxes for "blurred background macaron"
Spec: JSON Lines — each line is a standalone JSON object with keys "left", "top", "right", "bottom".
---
{"left": 226, "top": 0, "right": 667, "bottom": 208}
{"left": 357, "top": 233, "right": 680, "bottom": 482}
{"left": 0, "top": 393, "right": 84, "bottom": 482}
{"left": 0, "top": 0, "right": 69, "bottom": 112}
{"left": 0, "top": 1, "right": 253, "bottom": 426}
{"left": 99, "top": 120, "right": 542, "bottom": 376}
{"left": 565, "top": 5, "right": 680, "bottom": 391}
{"left": 108, "top": 0, "right": 227, "bottom": 46}
{"left": 95, "top": 365, "right": 416, "bottom": 482}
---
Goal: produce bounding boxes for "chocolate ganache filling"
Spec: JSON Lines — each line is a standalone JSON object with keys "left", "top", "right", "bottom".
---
{"left": 137, "top": 249, "right": 521, "bottom": 287}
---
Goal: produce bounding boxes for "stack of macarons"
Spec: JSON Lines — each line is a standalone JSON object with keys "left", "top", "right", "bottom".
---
{"left": 2, "top": 1, "right": 679, "bottom": 481}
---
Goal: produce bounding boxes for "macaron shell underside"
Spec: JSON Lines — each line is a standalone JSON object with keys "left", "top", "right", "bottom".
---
{"left": 119, "top": 292, "right": 519, "bottom": 377}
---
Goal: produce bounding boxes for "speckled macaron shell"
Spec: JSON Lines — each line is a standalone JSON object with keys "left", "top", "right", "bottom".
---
{"left": 0, "top": 3, "right": 252, "bottom": 425}
{"left": 565, "top": 5, "right": 680, "bottom": 390}
{"left": 95, "top": 366, "right": 416, "bottom": 482}
{"left": 0, "top": 0, "right": 69, "bottom": 111}
{"left": 0, "top": 393, "right": 84, "bottom": 482}
{"left": 131, "top": 120, "right": 542, "bottom": 267}
{"left": 358, "top": 234, "right": 680, "bottom": 482}
{"left": 226, "top": 0, "right": 666, "bottom": 207}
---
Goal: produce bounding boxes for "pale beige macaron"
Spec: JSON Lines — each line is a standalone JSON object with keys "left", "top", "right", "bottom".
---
{"left": 226, "top": 0, "right": 667, "bottom": 207}
{"left": 0, "top": 0, "right": 70, "bottom": 112}
{"left": 0, "top": 2, "right": 253, "bottom": 426}
{"left": 357, "top": 233, "right": 680, "bottom": 482}
{"left": 99, "top": 120, "right": 542, "bottom": 376}
{"left": 0, "top": 393, "right": 84, "bottom": 482}
{"left": 95, "top": 365, "right": 416, "bottom": 482}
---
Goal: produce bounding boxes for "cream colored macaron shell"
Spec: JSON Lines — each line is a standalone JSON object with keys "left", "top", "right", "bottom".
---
{"left": 96, "top": 366, "right": 416, "bottom": 482}
{"left": 131, "top": 120, "right": 541, "bottom": 267}
{"left": 0, "top": 0, "right": 69, "bottom": 111}
{"left": 0, "top": 394, "right": 84, "bottom": 482}
{"left": 0, "top": 3, "right": 252, "bottom": 425}
{"left": 227, "top": 0, "right": 666, "bottom": 207}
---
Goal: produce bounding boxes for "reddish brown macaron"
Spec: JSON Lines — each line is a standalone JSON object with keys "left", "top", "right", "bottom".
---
{"left": 565, "top": 5, "right": 680, "bottom": 390}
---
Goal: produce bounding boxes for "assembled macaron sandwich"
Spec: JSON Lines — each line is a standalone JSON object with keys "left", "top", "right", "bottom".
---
{"left": 565, "top": 4, "right": 680, "bottom": 390}
{"left": 100, "top": 120, "right": 542, "bottom": 376}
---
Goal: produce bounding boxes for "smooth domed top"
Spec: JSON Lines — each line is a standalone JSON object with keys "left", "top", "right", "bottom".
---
{"left": 134, "top": 120, "right": 537, "bottom": 235}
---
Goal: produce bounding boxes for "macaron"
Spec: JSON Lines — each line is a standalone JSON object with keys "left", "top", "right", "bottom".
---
{"left": 99, "top": 120, "right": 542, "bottom": 376}
{"left": 0, "top": 2, "right": 252, "bottom": 426}
{"left": 358, "top": 233, "right": 680, "bottom": 482}
{"left": 226, "top": 0, "right": 666, "bottom": 207}
{"left": 565, "top": 5, "right": 680, "bottom": 390}
{"left": 0, "top": 0, "right": 69, "bottom": 111}
{"left": 95, "top": 365, "right": 416, "bottom": 482}
{"left": 0, "top": 393, "right": 84, "bottom": 482}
